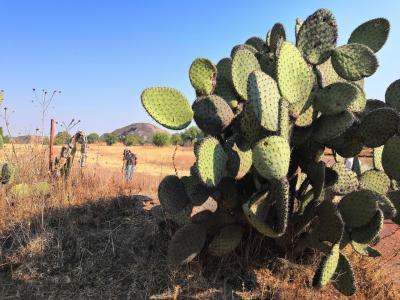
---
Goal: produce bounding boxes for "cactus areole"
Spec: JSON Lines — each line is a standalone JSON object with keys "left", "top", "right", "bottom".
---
{"left": 141, "top": 9, "right": 399, "bottom": 296}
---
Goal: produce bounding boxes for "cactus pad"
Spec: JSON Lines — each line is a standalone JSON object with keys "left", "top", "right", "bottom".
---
{"left": 373, "top": 146, "right": 384, "bottom": 171}
{"left": 387, "top": 190, "right": 400, "bottom": 224}
{"left": 358, "top": 107, "right": 399, "bottom": 147}
{"left": 316, "top": 58, "right": 345, "bottom": 88}
{"left": 270, "top": 23, "right": 286, "bottom": 54}
{"left": 277, "top": 41, "right": 314, "bottom": 104}
{"left": 313, "top": 111, "right": 355, "bottom": 144}
{"left": 141, "top": 87, "right": 193, "bottom": 130}
{"left": 208, "top": 224, "right": 244, "bottom": 256}
{"left": 314, "top": 82, "right": 359, "bottom": 115}
{"left": 382, "top": 135, "right": 400, "bottom": 181}
{"left": 331, "top": 163, "right": 359, "bottom": 195}
{"left": 385, "top": 79, "right": 400, "bottom": 112}
{"left": 232, "top": 49, "right": 261, "bottom": 100}
{"left": 196, "top": 137, "right": 228, "bottom": 187}
{"left": 338, "top": 190, "right": 379, "bottom": 228}
{"left": 192, "top": 95, "right": 234, "bottom": 136}
{"left": 189, "top": 58, "right": 217, "bottom": 95}
{"left": 331, "top": 43, "right": 378, "bottom": 81}
{"left": 0, "top": 163, "right": 15, "bottom": 184}
{"left": 332, "top": 254, "right": 356, "bottom": 296}
{"left": 158, "top": 175, "right": 190, "bottom": 215}
{"left": 314, "top": 201, "right": 344, "bottom": 244}
{"left": 360, "top": 170, "right": 390, "bottom": 194}
{"left": 245, "top": 36, "right": 266, "bottom": 52}
{"left": 351, "top": 241, "right": 381, "bottom": 257}
{"left": 240, "top": 102, "right": 269, "bottom": 146}
{"left": 226, "top": 141, "right": 253, "bottom": 180}
{"left": 296, "top": 9, "right": 337, "bottom": 65}
{"left": 351, "top": 209, "right": 383, "bottom": 244}
{"left": 181, "top": 176, "right": 211, "bottom": 206}
{"left": 253, "top": 136, "right": 290, "bottom": 180}
{"left": 313, "top": 243, "right": 340, "bottom": 288}
{"left": 348, "top": 18, "right": 390, "bottom": 53}
{"left": 247, "top": 71, "right": 280, "bottom": 131}
{"left": 167, "top": 223, "right": 207, "bottom": 265}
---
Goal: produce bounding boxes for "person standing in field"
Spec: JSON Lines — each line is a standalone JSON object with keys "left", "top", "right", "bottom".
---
{"left": 122, "top": 148, "right": 137, "bottom": 182}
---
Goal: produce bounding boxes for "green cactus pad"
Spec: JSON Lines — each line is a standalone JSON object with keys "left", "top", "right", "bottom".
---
{"left": 248, "top": 71, "right": 280, "bottom": 132}
{"left": 158, "top": 175, "right": 190, "bottom": 215}
{"left": 338, "top": 190, "right": 381, "bottom": 228}
{"left": 277, "top": 41, "right": 314, "bottom": 104}
{"left": 215, "top": 177, "right": 239, "bottom": 210}
{"left": 316, "top": 58, "right": 345, "bottom": 88}
{"left": 351, "top": 209, "right": 383, "bottom": 244}
{"left": 181, "top": 176, "right": 211, "bottom": 206}
{"left": 192, "top": 95, "right": 234, "bottom": 136}
{"left": 351, "top": 241, "right": 381, "bottom": 257}
{"left": 306, "top": 161, "right": 326, "bottom": 200}
{"left": 204, "top": 211, "right": 237, "bottom": 236}
{"left": 196, "top": 137, "right": 228, "bottom": 187}
{"left": 359, "top": 170, "right": 390, "bottom": 194}
{"left": 291, "top": 93, "right": 315, "bottom": 127}
{"left": 331, "top": 43, "right": 378, "bottom": 81}
{"left": 387, "top": 190, "right": 400, "bottom": 224}
{"left": 331, "top": 163, "right": 359, "bottom": 195}
{"left": 330, "top": 128, "right": 364, "bottom": 158}
{"left": 208, "top": 224, "right": 244, "bottom": 256}
{"left": 231, "top": 44, "right": 258, "bottom": 58}
{"left": 167, "top": 223, "right": 207, "bottom": 265}
{"left": 226, "top": 141, "right": 253, "bottom": 180}
{"left": 313, "top": 243, "right": 340, "bottom": 288}
{"left": 214, "top": 78, "right": 238, "bottom": 106}
{"left": 239, "top": 102, "right": 269, "bottom": 146}
{"left": 332, "top": 254, "right": 356, "bottom": 296}
{"left": 258, "top": 53, "right": 276, "bottom": 79}
{"left": 141, "top": 87, "right": 193, "bottom": 130}
{"left": 242, "top": 198, "right": 282, "bottom": 238}
{"left": 189, "top": 58, "right": 217, "bottom": 95}
{"left": 0, "top": 163, "right": 15, "bottom": 184}
{"left": 271, "top": 178, "right": 289, "bottom": 235}
{"left": 314, "top": 201, "right": 344, "bottom": 244}
{"left": 385, "top": 79, "right": 400, "bottom": 112}
{"left": 313, "top": 111, "right": 355, "bottom": 144}
{"left": 232, "top": 49, "right": 261, "bottom": 100}
{"left": 270, "top": 23, "right": 286, "bottom": 54}
{"left": 216, "top": 58, "right": 232, "bottom": 82}
{"left": 358, "top": 107, "right": 399, "bottom": 148}
{"left": 382, "top": 135, "right": 400, "bottom": 181}
{"left": 373, "top": 146, "right": 384, "bottom": 171}
{"left": 296, "top": 9, "right": 337, "bottom": 65}
{"left": 245, "top": 36, "right": 266, "bottom": 52}
{"left": 166, "top": 203, "right": 193, "bottom": 227}
{"left": 314, "top": 82, "right": 359, "bottom": 115}
{"left": 253, "top": 136, "right": 290, "bottom": 180}
{"left": 348, "top": 18, "right": 390, "bottom": 53}
{"left": 278, "top": 99, "right": 291, "bottom": 140}
{"left": 364, "top": 99, "right": 387, "bottom": 115}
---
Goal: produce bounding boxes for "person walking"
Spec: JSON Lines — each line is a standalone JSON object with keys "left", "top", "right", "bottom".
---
{"left": 122, "top": 148, "right": 137, "bottom": 182}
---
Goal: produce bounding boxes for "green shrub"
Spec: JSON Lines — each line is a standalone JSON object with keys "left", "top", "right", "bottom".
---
{"left": 152, "top": 132, "right": 170, "bottom": 147}
{"left": 102, "top": 133, "right": 118, "bottom": 146}
{"left": 124, "top": 134, "right": 144, "bottom": 146}
{"left": 54, "top": 131, "right": 71, "bottom": 145}
{"left": 87, "top": 133, "right": 100, "bottom": 144}
{"left": 171, "top": 133, "right": 183, "bottom": 145}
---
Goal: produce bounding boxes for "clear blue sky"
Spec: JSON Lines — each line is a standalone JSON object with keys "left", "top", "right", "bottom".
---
{"left": 1, "top": 0, "right": 400, "bottom": 135}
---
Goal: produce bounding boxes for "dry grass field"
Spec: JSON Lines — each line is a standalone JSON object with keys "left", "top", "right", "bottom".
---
{"left": 0, "top": 143, "right": 399, "bottom": 299}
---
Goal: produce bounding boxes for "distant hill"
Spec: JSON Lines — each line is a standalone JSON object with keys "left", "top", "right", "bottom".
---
{"left": 112, "top": 123, "right": 168, "bottom": 142}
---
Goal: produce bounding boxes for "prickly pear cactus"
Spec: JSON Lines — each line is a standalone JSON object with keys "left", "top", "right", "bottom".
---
{"left": 141, "top": 9, "right": 400, "bottom": 296}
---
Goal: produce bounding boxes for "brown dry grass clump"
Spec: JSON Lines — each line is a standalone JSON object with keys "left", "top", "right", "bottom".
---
{"left": 0, "top": 144, "right": 399, "bottom": 299}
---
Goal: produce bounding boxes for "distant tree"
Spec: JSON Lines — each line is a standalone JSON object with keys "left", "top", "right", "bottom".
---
{"left": 181, "top": 126, "right": 203, "bottom": 145}
{"left": 171, "top": 133, "right": 183, "bottom": 146}
{"left": 87, "top": 133, "right": 100, "bottom": 144}
{"left": 3, "top": 135, "right": 10, "bottom": 144}
{"left": 152, "top": 132, "right": 170, "bottom": 147}
{"left": 102, "top": 133, "right": 118, "bottom": 146}
{"left": 124, "top": 134, "right": 144, "bottom": 146}
{"left": 54, "top": 131, "right": 71, "bottom": 145}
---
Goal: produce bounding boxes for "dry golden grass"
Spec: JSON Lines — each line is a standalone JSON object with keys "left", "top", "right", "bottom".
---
{"left": 0, "top": 143, "right": 399, "bottom": 299}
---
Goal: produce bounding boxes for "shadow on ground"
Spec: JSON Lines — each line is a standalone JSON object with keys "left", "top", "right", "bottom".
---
{"left": 0, "top": 196, "right": 258, "bottom": 299}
